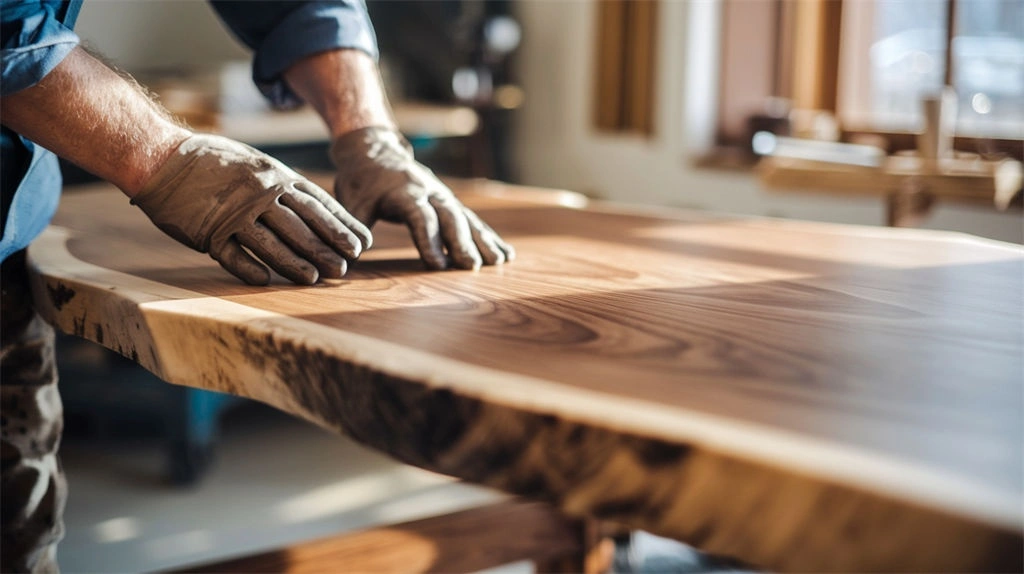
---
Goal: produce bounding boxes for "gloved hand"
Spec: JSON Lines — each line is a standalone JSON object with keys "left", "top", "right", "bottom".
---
{"left": 133, "top": 134, "right": 372, "bottom": 286}
{"left": 330, "top": 127, "right": 514, "bottom": 270}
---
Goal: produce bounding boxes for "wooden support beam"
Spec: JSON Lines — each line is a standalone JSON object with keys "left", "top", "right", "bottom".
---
{"left": 792, "top": 0, "right": 843, "bottom": 112}
{"left": 593, "top": 0, "right": 658, "bottom": 135}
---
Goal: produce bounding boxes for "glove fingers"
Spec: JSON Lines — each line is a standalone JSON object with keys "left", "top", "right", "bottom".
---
{"left": 467, "top": 224, "right": 502, "bottom": 266}
{"left": 332, "top": 178, "right": 379, "bottom": 230}
{"left": 462, "top": 207, "right": 512, "bottom": 265}
{"left": 401, "top": 199, "right": 448, "bottom": 270}
{"left": 467, "top": 210, "right": 515, "bottom": 261}
{"left": 293, "top": 181, "right": 374, "bottom": 250}
{"left": 237, "top": 223, "right": 320, "bottom": 285}
{"left": 279, "top": 191, "right": 364, "bottom": 260}
{"left": 428, "top": 196, "right": 482, "bottom": 270}
{"left": 261, "top": 206, "right": 348, "bottom": 280}
{"left": 211, "top": 239, "right": 272, "bottom": 286}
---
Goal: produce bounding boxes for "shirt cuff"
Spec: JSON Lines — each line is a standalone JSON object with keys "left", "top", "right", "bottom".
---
{"left": 253, "top": 1, "right": 379, "bottom": 109}
{"left": 1, "top": 12, "right": 80, "bottom": 96}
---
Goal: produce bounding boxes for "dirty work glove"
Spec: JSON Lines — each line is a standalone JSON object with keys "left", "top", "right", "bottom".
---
{"left": 330, "top": 127, "right": 514, "bottom": 270}
{"left": 133, "top": 134, "right": 372, "bottom": 286}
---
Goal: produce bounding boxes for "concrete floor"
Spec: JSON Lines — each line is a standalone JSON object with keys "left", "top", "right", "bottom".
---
{"left": 56, "top": 403, "right": 512, "bottom": 573}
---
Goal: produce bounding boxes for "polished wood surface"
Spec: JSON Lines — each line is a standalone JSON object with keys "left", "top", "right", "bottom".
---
{"left": 30, "top": 176, "right": 1023, "bottom": 571}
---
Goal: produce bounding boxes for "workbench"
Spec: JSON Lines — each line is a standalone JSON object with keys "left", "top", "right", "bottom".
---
{"left": 29, "top": 176, "right": 1023, "bottom": 572}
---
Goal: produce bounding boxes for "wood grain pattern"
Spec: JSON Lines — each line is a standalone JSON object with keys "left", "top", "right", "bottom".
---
{"left": 29, "top": 176, "right": 1023, "bottom": 572}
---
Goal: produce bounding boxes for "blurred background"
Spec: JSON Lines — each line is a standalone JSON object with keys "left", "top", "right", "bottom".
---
{"left": 55, "top": 0, "right": 1022, "bottom": 571}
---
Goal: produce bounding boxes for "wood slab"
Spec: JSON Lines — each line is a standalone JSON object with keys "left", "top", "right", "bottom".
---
{"left": 29, "top": 176, "right": 1023, "bottom": 572}
{"left": 179, "top": 501, "right": 594, "bottom": 574}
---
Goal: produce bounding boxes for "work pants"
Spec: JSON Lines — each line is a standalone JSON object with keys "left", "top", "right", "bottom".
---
{"left": 1, "top": 250, "right": 66, "bottom": 573}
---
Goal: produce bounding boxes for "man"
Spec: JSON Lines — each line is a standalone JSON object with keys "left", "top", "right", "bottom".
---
{"left": 1, "top": 1, "right": 514, "bottom": 570}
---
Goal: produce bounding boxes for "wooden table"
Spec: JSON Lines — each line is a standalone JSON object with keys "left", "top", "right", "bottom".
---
{"left": 29, "top": 177, "right": 1023, "bottom": 572}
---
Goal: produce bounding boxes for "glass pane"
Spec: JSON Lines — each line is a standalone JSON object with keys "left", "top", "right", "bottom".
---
{"left": 869, "top": 0, "right": 948, "bottom": 130}
{"left": 952, "top": 0, "right": 1024, "bottom": 137}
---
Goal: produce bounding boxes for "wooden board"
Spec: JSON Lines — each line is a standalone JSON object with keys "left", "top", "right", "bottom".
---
{"left": 29, "top": 176, "right": 1023, "bottom": 572}
{"left": 178, "top": 501, "right": 593, "bottom": 574}
{"left": 759, "top": 154, "right": 1024, "bottom": 209}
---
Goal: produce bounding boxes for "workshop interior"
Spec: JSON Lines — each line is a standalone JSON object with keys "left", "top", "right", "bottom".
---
{"left": 20, "top": 0, "right": 1023, "bottom": 572}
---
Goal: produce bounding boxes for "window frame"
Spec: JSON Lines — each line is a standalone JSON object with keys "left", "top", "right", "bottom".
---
{"left": 703, "top": 0, "right": 1021, "bottom": 163}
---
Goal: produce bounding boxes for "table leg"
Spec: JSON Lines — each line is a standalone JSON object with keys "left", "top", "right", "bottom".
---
{"left": 535, "top": 519, "right": 615, "bottom": 574}
{"left": 886, "top": 179, "right": 935, "bottom": 227}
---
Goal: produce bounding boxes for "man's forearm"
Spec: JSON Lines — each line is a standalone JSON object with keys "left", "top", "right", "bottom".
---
{"left": 283, "top": 49, "right": 396, "bottom": 138}
{"left": 0, "top": 47, "right": 190, "bottom": 196}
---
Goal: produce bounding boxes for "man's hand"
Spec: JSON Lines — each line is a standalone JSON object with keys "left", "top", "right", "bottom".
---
{"left": 134, "top": 134, "right": 372, "bottom": 285}
{"left": 330, "top": 127, "right": 514, "bottom": 270}
{"left": 1, "top": 47, "right": 371, "bottom": 285}
{"left": 282, "top": 50, "right": 513, "bottom": 270}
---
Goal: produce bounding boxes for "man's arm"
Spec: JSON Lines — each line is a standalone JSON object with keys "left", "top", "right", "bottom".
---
{"left": 208, "top": 0, "right": 380, "bottom": 109}
{"left": 208, "top": 0, "right": 512, "bottom": 268}
{"left": 283, "top": 49, "right": 514, "bottom": 269}
{"left": 282, "top": 47, "right": 395, "bottom": 138}
{"left": 0, "top": 46, "right": 372, "bottom": 285}
{"left": 1, "top": 47, "right": 187, "bottom": 196}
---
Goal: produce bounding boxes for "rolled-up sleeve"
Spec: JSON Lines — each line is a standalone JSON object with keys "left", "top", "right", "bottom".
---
{"left": 210, "top": 1, "right": 378, "bottom": 108}
{"left": 1, "top": 1, "right": 80, "bottom": 96}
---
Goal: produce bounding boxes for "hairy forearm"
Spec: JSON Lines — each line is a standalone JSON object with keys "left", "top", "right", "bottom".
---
{"left": 0, "top": 47, "right": 190, "bottom": 196}
{"left": 283, "top": 49, "right": 396, "bottom": 139}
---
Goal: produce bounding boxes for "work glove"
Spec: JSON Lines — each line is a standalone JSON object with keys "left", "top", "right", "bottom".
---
{"left": 330, "top": 127, "right": 514, "bottom": 270}
{"left": 133, "top": 134, "right": 372, "bottom": 286}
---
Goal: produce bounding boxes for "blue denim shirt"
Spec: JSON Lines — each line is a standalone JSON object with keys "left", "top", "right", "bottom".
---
{"left": 0, "top": 0, "right": 378, "bottom": 261}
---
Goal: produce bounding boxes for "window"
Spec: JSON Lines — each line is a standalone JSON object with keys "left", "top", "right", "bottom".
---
{"left": 711, "top": 0, "right": 1022, "bottom": 158}
{"left": 840, "top": 0, "right": 1024, "bottom": 140}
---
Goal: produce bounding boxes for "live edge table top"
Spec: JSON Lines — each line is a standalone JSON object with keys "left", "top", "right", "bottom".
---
{"left": 29, "top": 176, "right": 1023, "bottom": 572}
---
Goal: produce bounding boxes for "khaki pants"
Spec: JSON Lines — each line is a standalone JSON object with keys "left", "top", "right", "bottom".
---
{"left": 1, "top": 250, "right": 66, "bottom": 573}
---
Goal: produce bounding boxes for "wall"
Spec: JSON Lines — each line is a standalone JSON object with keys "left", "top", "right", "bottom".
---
{"left": 511, "top": 0, "right": 1022, "bottom": 243}
{"left": 75, "top": 1, "right": 247, "bottom": 72}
